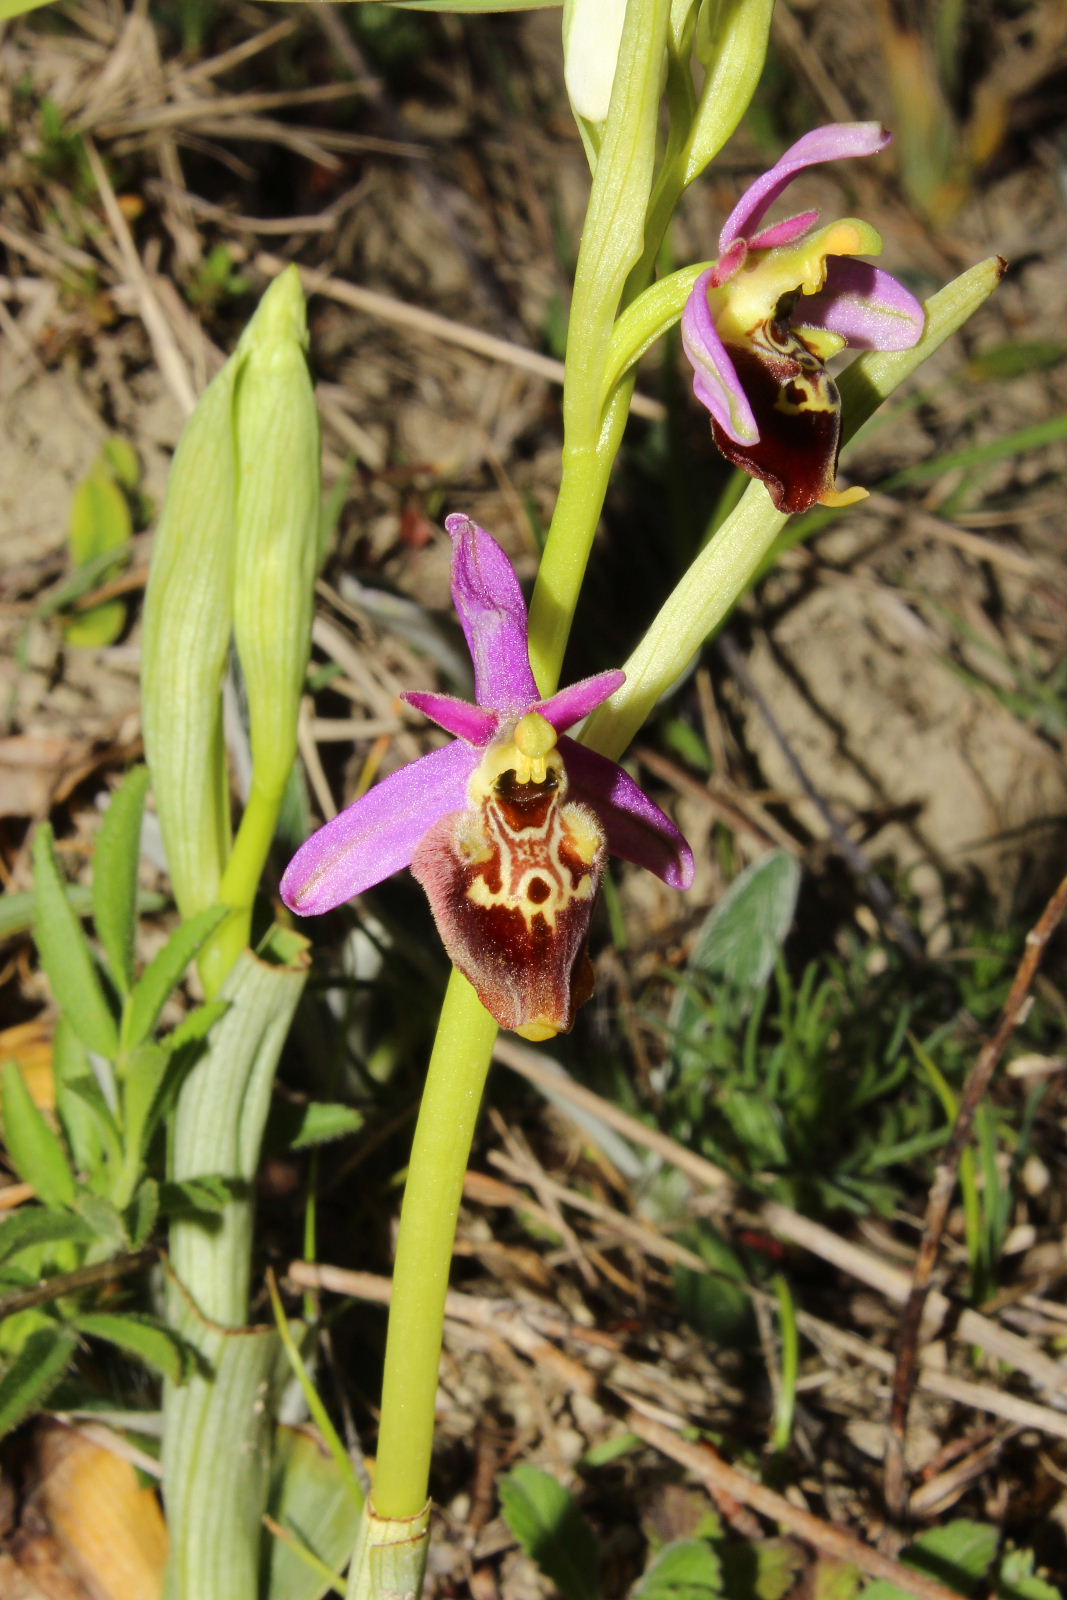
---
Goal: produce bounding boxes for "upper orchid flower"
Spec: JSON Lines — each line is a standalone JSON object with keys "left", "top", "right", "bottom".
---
{"left": 281, "top": 514, "right": 693, "bottom": 1042}
{"left": 682, "top": 123, "right": 925, "bottom": 514}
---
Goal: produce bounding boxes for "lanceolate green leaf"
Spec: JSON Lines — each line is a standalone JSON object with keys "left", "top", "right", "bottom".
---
{"left": 32, "top": 825, "right": 119, "bottom": 1061}
{"left": 0, "top": 1325, "right": 78, "bottom": 1439}
{"left": 125, "top": 905, "right": 228, "bottom": 1049}
{"left": 52, "top": 1015, "right": 103, "bottom": 1175}
{"left": 121, "top": 1041, "right": 171, "bottom": 1172}
{"left": 74, "top": 1310, "right": 190, "bottom": 1385}
{"left": 264, "top": 1425, "right": 364, "bottom": 1600}
{"left": 0, "top": 0, "right": 58, "bottom": 18}
{"left": 499, "top": 1466, "right": 600, "bottom": 1600}
{"left": 93, "top": 767, "right": 151, "bottom": 998}
{"left": 0, "top": 1061, "right": 76, "bottom": 1208}
{"left": 0, "top": 1207, "right": 94, "bottom": 1268}
{"left": 0, "top": 885, "right": 167, "bottom": 944}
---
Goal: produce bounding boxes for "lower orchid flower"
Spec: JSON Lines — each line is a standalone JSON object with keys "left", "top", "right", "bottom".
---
{"left": 682, "top": 122, "right": 925, "bottom": 513}
{"left": 281, "top": 514, "right": 693, "bottom": 1042}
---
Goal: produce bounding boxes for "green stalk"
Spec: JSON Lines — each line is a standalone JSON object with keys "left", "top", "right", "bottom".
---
{"left": 527, "top": 386, "right": 632, "bottom": 692}
{"left": 200, "top": 776, "right": 291, "bottom": 996}
{"left": 527, "top": 0, "right": 669, "bottom": 688}
{"left": 368, "top": 971, "right": 499, "bottom": 1527}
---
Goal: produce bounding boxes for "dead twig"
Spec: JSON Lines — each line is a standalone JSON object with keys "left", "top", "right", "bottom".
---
{"left": 884, "top": 871, "right": 1067, "bottom": 1514}
{"left": 0, "top": 1248, "right": 157, "bottom": 1320}
{"left": 494, "top": 1035, "right": 1067, "bottom": 1396}
{"left": 629, "top": 1411, "right": 970, "bottom": 1600}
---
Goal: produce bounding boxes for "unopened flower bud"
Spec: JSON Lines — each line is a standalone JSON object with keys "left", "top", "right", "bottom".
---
{"left": 141, "top": 349, "right": 239, "bottom": 919}
{"left": 231, "top": 265, "right": 320, "bottom": 806}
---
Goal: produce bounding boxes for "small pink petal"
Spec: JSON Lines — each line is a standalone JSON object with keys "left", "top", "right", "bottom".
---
{"left": 538, "top": 670, "right": 625, "bottom": 732}
{"left": 280, "top": 740, "right": 478, "bottom": 915}
{"left": 709, "top": 237, "right": 748, "bottom": 287}
{"left": 681, "top": 269, "right": 759, "bottom": 445}
{"left": 446, "top": 513, "right": 538, "bottom": 713}
{"left": 795, "top": 258, "right": 925, "bottom": 351}
{"left": 746, "top": 208, "right": 820, "bottom": 251}
{"left": 562, "top": 739, "right": 694, "bottom": 890}
{"left": 402, "top": 691, "right": 499, "bottom": 745}
{"left": 720, "top": 123, "right": 891, "bottom": 251}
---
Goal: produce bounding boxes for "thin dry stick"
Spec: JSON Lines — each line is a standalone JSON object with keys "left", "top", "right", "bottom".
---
{"left": 630, "top": 1411, "right": 970, "bottom": 1600}
{"left": 83, "top": 138, "right": 196, "bottom": 416}
{"left": 494, "top": 1036, "right": 1067, "bottom": 1396}
{"left": 0, "top": 1248, "right": 157, "bottom": 1320}
{"left": 884, "top": 871, "right": 1067, "bottom": 1514}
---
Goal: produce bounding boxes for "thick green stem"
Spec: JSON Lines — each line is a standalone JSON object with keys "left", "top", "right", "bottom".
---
{"left": 527, "top": 388, "right": 631, "bottom": 693}
{"left": 370, "top": 971, "right": 498, "bottom": 1521}
{"left": 198, "top": 777, "right": 287, "bottom": 996}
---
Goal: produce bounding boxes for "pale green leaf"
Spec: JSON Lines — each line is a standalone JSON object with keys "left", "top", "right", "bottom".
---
{"left": 102, "top": 436, "right": 141, "bottom": 490}
{"left": 631, "top": 1539, "right": 724, "bottom": 1598}
{"left": 65, "top": 598, "right": 126, "bottom": 650}
{"left": 74, "top": 1310, "right": 190, "bottom": 1384}
{"left": 0, "top": 1207, "right": 94, "bottom": 1267}
{"left": 861, "top": 1520, "right": 999, "bottom": 1600}
{"left": 270, "top": 1100, "right": 364, "bottom": 1153}
{"left": 52, "top": 1016, "right": 102, "bottom": 1174}
{"left": 62, "top": 1075, "right": 124, "bottom": 1176}
{"left": 72, "top": 1192, "right": 128, "bottom": 1253}
{"left": 121, "top": 1041, "right": 170, "bottom": 1166}
{"left": 0, "top": 1061, "right": 76, "bottom": 1207}
{"left": 125, "top": 906, "right": 228, "bottom": 1047}
{"left": 499, "top": 1465, "right": 600, "bottom": 1600}
{"left": 158, "top": 1174, "right": 236, "bottom": 1218}
{"left": 0, "top": 885, "right": 167, "bottom": 943}
{"left": 93, "top": 766, "right": 151, "bottom": 997}
{"left": 0, "top": 0, "right": 59, "bottom": 19}
{"left": 125, "top": 1178, "right": 159, "bottom": 1249}
{"left": 0, "top": 1326, "right": 78, "bottom": 1438}
{"left": 682, "top": 851, "right": 801, "bottom": 992}
{"left": 996, "top": 1547, "right": 1061, "bottom": 1600}
{"left": 32, "top": 825, "right": 118, "bottom": 1060}
{"left": 263, "top": 1427, "right": 361, "bottom": 1600}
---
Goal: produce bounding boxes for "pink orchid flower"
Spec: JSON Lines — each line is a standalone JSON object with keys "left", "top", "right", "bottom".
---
{"left": 682, "top": 123, "right": 925, "bottom": 513}
{"left": 281, "top": 514, "right": 693, "bottom": 1041}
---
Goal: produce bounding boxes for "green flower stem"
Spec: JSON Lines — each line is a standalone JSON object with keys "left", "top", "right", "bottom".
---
{"left": 527, "top": 385, "right": 632, "bottom": 693}
{"left": 370, "top": 970, "right": 499, "bottom": 1522}
{"left": 199, "top": 777, "right": 289, "bottom": 997}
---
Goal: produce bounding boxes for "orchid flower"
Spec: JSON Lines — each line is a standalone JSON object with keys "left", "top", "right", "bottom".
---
{"left": 281, "top": 514, "right": 693, "bottom": 1042}
{"left": 682, "top": 122, "right": 925, "bottom": 513}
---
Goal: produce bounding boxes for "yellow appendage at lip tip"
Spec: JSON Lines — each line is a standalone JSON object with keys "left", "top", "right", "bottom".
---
{"left": 515, "top": 1018, "right": 559, "bottom": 1042}
{"left": 819, "top": 485, "right": 869, "bottom": 508}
